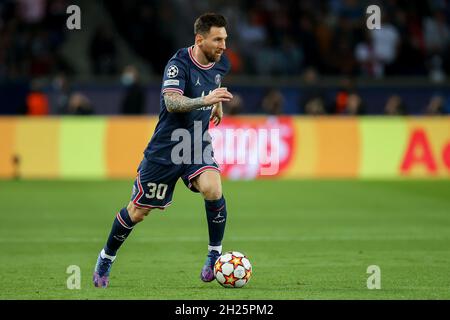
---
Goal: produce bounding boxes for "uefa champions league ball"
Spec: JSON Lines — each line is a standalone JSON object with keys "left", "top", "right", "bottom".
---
{"left": 214, "top": 251, "right": 252, "bottom": 288}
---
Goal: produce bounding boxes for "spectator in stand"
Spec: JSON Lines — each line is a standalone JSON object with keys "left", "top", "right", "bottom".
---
{"left": 120, "top": 65, "right": 146, "bottom": 115}
{"left": 261, "top": 88, "right": 284, "bottom": 115}
{"left": 89, "top": 25, "right": 118, "bottom": 75}
{"left": 424, "top": 95, "right": 446, "bottom": 115}
{"left": 371, "top": 15, "right": 400, "bottom": 78}
{"left": 237, "top": 8, "right": 267, "bottom": 74}
{"left": 423, "top": 11, "right": 450, "bottom": 82}
{"left": 25, "top": 79, "right": 49, "bottom": 116}
{"left": 224, "top": 42, "right": 243, "bottom": 74}
{"left": 423, "top": 11, "right": 450, "bottom": 57}
{"left": 299, "top": 68, "right": 328, "bottom": 115}
{"left": 355, "top": 30, "right": 376, "bottom": 77}
{"left": 3, "top": 0, "right": 450, "bottom": 79}
{"left": 52, "top": 73, "right": 72, "bottom": 114}
{"left": 384, "top": 95, "right": 407, "bottom": 115}
{"left": 67, "top": 93, "right": 94, "bottom": 115}
{"left": 327, "top": 15, "right": 359, "bottom": 75}
{"left": 332, "top": 77, "right": 358, "bottom": 114}
{"left": 344, "top": 93, "right": 365, "bottom": 115}
{"left": 223, "top": 93, "right": 244, "bottom": 115}
{"left": 332, "top": 80, "right": 365, "bottom": 115}
{"left": 16, "top": 0, "right": 46, "bottom": 26}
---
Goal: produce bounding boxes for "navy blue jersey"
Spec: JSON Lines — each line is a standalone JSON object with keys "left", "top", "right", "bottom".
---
{"left": 144, "top": 46, "right": 230, "bottom": 164}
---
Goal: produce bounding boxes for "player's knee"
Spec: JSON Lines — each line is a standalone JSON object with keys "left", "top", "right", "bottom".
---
{"left": 127, "top": 202, "right": 152, "bottom": 223}
{"left": 130, "top": 209, "right": 151, "bottom": 223}
{"left": 201, "top": 186, "right": 222, "bottom": 200}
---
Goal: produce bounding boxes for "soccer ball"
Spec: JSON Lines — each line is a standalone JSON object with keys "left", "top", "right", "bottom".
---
{"left": 214, "top": 251, "right": 252, "bottom": 288}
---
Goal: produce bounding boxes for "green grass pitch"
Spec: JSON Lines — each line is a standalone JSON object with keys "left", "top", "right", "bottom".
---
{"left": 0, "top": 179, "right": 449, "bottom": 299}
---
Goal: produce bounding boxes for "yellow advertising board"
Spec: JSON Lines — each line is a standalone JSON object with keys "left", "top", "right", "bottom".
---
{"left": 0, "top": 116, "right": 448, "bottom": 179}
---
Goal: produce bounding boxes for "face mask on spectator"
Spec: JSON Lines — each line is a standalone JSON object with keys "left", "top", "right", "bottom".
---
{"left": 121, "top": 73, "right": 135, "bottom": 86}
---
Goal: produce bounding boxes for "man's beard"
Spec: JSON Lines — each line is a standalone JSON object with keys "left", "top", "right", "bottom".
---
{"left": 203, "top": 49, "right": 220, "bottom": 63}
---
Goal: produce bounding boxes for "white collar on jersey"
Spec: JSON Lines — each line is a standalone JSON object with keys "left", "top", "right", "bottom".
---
{"left": 188, "top": 46, "right": 216, "bottom": 70}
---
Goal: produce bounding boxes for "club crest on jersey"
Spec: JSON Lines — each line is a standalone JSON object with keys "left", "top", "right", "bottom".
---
{"left": 167, "top": 65, "right": 179, "bottom": 78}
{"left": 215, "top": 74, "right": 221, "bottom": 85}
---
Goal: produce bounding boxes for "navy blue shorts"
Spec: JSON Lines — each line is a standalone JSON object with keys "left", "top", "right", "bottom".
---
{"left": 130, "top": 157, "right": 220, "bottom": 210}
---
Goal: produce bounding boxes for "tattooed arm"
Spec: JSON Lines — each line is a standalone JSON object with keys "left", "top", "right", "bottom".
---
{"left": 164, "top": 92, "right": 206, "bottom": 113}
{"left": 164, "top": 88, "right": 233, "bottom": 113}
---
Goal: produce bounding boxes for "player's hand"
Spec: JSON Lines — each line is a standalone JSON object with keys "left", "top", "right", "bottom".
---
{"left": 210, "top": 103, "right": 223, "bottom": 126}
{"left": 204, "top": 87, "right": 233, "bottom": 106}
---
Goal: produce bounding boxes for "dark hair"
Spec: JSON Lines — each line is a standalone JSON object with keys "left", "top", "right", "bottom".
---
{"left": 194, "top": 13, "right": 227, "bottom": 35}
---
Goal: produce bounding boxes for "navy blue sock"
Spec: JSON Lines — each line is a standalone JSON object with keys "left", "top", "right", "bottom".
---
{"left": 104, "top": 208, "right": 135, "bottom": 256}
{"left": 204, "top": 196, "right": 227, "bottom": 246}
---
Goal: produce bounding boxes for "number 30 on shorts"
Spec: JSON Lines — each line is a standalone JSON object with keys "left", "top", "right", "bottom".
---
{"left": 145, "top": 183, "right": 168, "bottom": 200}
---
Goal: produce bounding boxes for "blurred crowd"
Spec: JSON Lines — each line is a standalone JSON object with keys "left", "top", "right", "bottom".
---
{"left": 108, "top": 0, "right": 450, "bottom": 79}
{"left": 1, "top": 0, "right": 450, "bottom": 79}
{"left": 0, "top": 0, "right": 73, "bottom": 80}
{"left": 0, "top": 0, "right": 449, "bottom": 116}
{"left": 223, "top": 77, "right": 450, "bottom": 116}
